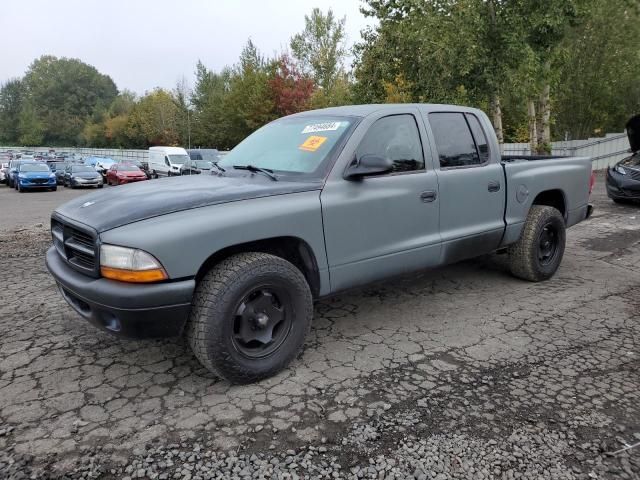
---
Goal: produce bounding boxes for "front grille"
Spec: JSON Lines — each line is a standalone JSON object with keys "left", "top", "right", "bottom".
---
{"left": 31, "top": 178, "right": 48, "bottom": 184}
{"left": 51, "top": 217, "right": 99, "bottom": 276}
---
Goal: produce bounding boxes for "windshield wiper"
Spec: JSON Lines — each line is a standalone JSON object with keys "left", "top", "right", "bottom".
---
{"left": 211, "top": 162, "right": 226, "bottom": 173}
{"left": 232, "top": 164, "right": 278, "bottom": 181}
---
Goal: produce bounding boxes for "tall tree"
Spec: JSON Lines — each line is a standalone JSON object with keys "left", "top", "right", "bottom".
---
{"left": 552, "top": 0, "right": 640, "bottom": 139}
{"left": 269, "top": 54, "right": 314, "bottom": 117}
{"left": 190, "top": 60, "right": 232, "bottom": 148}
{"left": 18, "top": 101, "right": 44, "bottom": 146}
{"left": 22, "top": 55, "right": 118, "bottom": 145}
{"left": 290, "top": 8, "right": 347, "bottom": 92}
{"left": 0, "top": 79, "right": 24, "bottom": 144}
{"left": 126, "top": 89, "right": 183, "bottom": 146}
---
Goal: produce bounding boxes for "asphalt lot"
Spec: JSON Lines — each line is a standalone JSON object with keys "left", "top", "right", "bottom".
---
{"left": 0, "top": 175, "right": 639, "bottom": 479}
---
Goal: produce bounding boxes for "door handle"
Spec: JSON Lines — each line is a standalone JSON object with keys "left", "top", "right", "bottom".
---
{"left": 488, "top": 181, "right": 501, "bottom": 192}
{"left": 420, "top": 190, "right": 437, "bottom": 203}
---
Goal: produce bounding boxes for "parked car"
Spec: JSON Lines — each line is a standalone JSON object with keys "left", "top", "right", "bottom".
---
{"left": 0, "top": 162, "right": 9, "bottom": 184}
{"left": 16, "top": 162, "right": 57, "bottom": 192}
{"left": 7, "top": 160, "right": 36, "bottom": 188}
{"left": 46, "top": 104, "right": 594, "bottom": 384}
{"left": 148, "top": 146, "right": 189, "bottom": 177}
{"left": 64, "top": 164, "right": 104, "bottom": 189}
{"left": 84, "top": 156, "right": 116, "bottom": 181}
{"left": 180, "top": 159, "right": 213, "bottom": 175}
{"left": 606, "top": 114, "right": 640, "bottom": 204}
{"left": 106, "top": 163, "right": 148, "bottom": 185}
{"left": 49, "top": 162, "right": 68, "bottom": 185}
{"left": 120, "top": 160, "right": 152, "bottom": 179}
{"left": 187, "top": 149, "right": 220, "bottom": 163}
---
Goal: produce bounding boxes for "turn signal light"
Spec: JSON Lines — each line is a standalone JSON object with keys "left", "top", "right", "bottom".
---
{"left": 100, "top": 266, "right": 168, "bottom": 283}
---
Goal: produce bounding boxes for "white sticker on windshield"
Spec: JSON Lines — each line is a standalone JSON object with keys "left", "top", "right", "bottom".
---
{"left": 301, "top": 122, "right": 342, "bottom": 134}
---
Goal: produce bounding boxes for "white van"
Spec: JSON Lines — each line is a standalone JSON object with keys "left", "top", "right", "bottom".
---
{"left": 148, "top": 146, "right": 190, "bottom": 177}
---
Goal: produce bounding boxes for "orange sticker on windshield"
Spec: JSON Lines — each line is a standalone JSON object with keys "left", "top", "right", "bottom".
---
{"left": 299, "top": 135, "right": 327, "bottom": 152}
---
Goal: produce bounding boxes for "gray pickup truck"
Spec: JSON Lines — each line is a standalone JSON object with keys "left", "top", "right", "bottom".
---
{"left": 46, "top": 104, "right": 594, "bottom": 383}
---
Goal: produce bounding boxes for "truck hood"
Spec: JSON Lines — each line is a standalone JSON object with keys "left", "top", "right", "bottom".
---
{"left": 54, "top": 174, "right": 321, "bottom": 232}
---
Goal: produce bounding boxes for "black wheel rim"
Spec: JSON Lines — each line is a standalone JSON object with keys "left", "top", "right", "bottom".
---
{"left": 231, "top": 286, "right": 292, "bottom": 359}
{"left": 538, "top": 223, "right": 559, "bottom": 266}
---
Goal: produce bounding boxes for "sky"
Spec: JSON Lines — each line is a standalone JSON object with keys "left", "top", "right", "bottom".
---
{"left": 1, "top": 0, "right": 374, "bottom": 95}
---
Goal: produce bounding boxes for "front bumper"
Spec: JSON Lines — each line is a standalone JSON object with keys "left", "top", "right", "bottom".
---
{"left": 117, "top": 177, "right": 147, "bottom": 184}
{"left": 72, "top": 178, "right": 102, "bottom": 187}
{"left": 19, "top": 179, "right": 56, "bottom": 189}
{"left": 46, "top": 246, "right": 194, "bottom": 338}
{"left": 606, "top": 170, "right": 640, "bottom": 200}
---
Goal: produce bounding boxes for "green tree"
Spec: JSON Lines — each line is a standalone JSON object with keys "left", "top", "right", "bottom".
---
{"left": 190, "top": 60, "right": 232, "bottom": 148}
{"left": 220, "top": 40, "right": 276, "bottom": 147}
{"left": 0, "top": 79, "right": 24, "bottom": 144}
{"left": 22, "top": 55, "right": 118, "bottom": 145}
{"left": 291, "top": 8, "right": 347, "bottom": 92}
{"left": 18, "top": 102, "right": 44, "bottom": 146}
{"left": 355, "top": 0, "right": 528, "bottom": 142}
{"left": 552, "top": 0, "right": 640, "bottom": 139}
{"left": 126, "top": 89, "right": 182, "bottom": 147}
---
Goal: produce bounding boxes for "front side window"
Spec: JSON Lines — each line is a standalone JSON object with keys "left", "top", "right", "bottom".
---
{"left": 355, "top": 114, "right": 425, "bottom": 173}
{"left": 429, "top": 112, "right": 481, "bottom": 168}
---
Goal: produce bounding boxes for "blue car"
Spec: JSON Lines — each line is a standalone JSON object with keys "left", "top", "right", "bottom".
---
{"left": 16, "top": 162, "right": 57, "bottom": 192}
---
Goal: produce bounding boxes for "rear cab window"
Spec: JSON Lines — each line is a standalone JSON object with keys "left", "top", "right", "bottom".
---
{"left": 428, "top": 112, "right": 490, "bottom": 168}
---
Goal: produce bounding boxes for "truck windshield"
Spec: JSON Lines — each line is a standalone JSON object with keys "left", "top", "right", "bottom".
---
{"left": 218, "top": 116, "right": 354, "bottom": 177}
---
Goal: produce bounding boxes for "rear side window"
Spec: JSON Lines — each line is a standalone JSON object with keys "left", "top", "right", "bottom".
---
{"left": 465, "top": 114, "right": 490, "bottom": 164}
{"left": 356, "top": 114, "right": 425, "bottom": 173}
{"left": 429, "top": 112, "right": 481, "bottom": 168}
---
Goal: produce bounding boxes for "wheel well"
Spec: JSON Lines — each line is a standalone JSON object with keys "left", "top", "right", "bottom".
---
{"left": 195, "top": 237, "right": 321, "bottom": 298}
{"left": 532, "top": 190, "right": 566, "bottom": 219}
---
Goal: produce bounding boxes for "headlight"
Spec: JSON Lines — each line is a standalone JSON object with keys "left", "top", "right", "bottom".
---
{"left": 614, "top": 165, "right": 627, "bottom": 175}
{"left": 99, "top": 244, "right": 168, "bottom": 283}
{"left": 50, "top": 173, "right": 56, "bottom": 178}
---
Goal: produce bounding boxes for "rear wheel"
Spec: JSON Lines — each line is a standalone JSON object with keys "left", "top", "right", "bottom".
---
{"left": 508, "top": 205, "right": 566, "bottom": 282}
{"left": 186, "top": 252, "right": 313, "bottom": 384}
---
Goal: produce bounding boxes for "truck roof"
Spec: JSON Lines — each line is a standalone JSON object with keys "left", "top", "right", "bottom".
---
{"left": 292, "top": 103, "right": 485, "bottom": 118}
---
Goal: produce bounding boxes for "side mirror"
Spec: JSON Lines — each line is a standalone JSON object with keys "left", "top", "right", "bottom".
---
{"left": 344, "top": 154, "right": 393, "bottom": 180}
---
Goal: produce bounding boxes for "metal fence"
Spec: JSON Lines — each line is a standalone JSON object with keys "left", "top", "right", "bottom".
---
{"left": 502, "top": 133, "right": 631, "bottom": 170}
{"left": 2, "top": 132, "right": 632, "bottom": 170}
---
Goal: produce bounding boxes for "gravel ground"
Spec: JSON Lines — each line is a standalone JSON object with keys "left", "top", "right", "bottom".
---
{"left": 0, "top": 176, "right": 639, "bottom": 479}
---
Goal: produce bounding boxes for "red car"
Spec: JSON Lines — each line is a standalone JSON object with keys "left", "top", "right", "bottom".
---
{"left": 106, "top": 163, "right": 148, "bottom": 186}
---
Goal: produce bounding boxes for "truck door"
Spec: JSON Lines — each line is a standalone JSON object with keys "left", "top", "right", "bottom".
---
{"left": 320, "top": 112, "right": 441, "bottom": 292}
{"left": 426, "top": 112, "right": 505, "bottom": 263}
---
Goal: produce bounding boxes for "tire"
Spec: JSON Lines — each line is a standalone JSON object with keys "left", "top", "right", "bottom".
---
{"left": 98, "top": 184, "right": 103, "bottom": 189}
{"left": 508, "top": 205, "right": 566, "bottom": 282}
{"left": 51, "top": 187, "right": 57, "bottom": 192}
{"left": 186, "top": 252, "right": 313, "bottom": 384}
{"left": 613, "top": 198, "right": 630, "bottom": 205}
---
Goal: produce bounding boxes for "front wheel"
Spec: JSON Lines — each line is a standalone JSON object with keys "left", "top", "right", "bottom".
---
{"left": 186, "top": 252, "right": 313, "bottom": 384}
{"left": 508, "top": 205, "right": 566, "bottom": 282}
